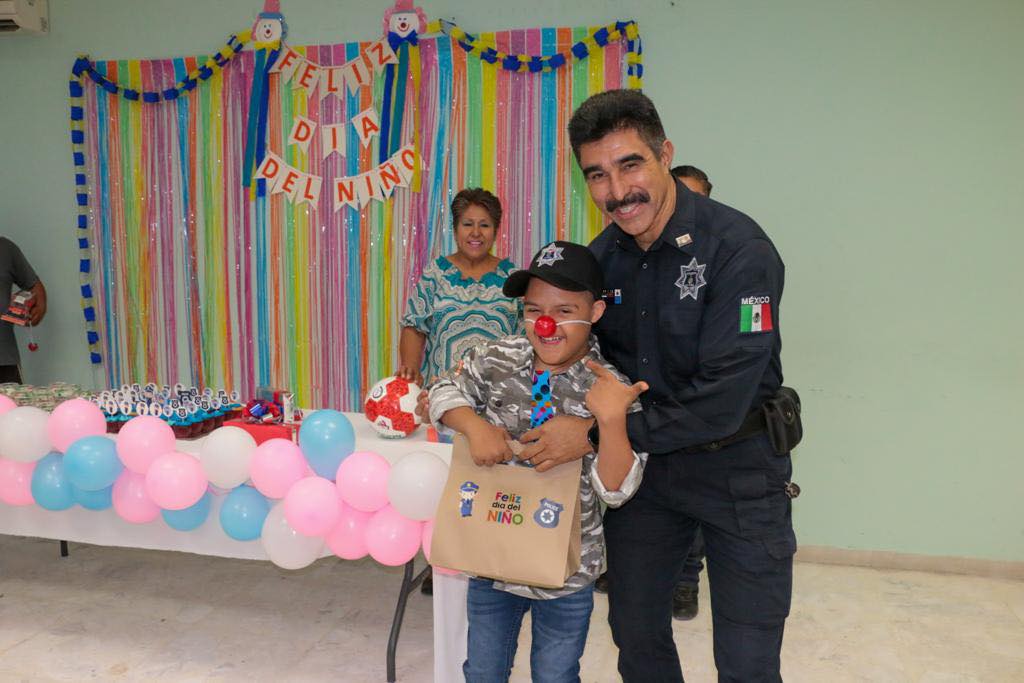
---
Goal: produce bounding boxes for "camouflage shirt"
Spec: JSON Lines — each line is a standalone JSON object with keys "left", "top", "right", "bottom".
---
{"left": 429, "top": 335, "right": 647, "bottom": 600}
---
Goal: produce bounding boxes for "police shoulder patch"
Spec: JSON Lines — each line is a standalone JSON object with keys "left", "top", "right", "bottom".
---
{"left": 739, "top": 294, "right": 773, "bottom": 333}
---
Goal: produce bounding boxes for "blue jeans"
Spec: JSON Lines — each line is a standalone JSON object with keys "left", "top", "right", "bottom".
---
{"left": 464, "top": 578, "right": 594, "bottom": 683}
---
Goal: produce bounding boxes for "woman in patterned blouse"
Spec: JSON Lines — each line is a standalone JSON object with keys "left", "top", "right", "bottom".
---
{"left": 398, "top": 188, "right": 519, "bottom": 386}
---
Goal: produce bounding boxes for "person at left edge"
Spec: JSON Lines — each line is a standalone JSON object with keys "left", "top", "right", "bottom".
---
{"left": 397, "top": 187, "right": 520, "bottom": 387}
{"left": 398, "top": 188, "right": 519, "bottom": 596}
{"left": 0, "top": 237, "right": 47, "bottom": 384}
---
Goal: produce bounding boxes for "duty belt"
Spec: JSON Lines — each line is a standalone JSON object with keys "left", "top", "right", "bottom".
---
{"left": 680, "top": 414, "right": 802, "bottom": 499}
{"left": 681, "top": 408, "right": 766, "bottom": 455}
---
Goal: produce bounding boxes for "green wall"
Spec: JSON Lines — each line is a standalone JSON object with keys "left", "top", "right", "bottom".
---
{"left": 1, "top": 1, "right": 1021, "bottom": 561}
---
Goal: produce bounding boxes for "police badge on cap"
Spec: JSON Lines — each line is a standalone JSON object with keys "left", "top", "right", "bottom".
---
{"left": 503, "top": 241, "right": 604, "bottom": 299}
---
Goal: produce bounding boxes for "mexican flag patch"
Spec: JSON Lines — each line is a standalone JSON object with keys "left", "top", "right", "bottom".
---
{"left": 739, "top": 296, "right": 773, "bottom": 333}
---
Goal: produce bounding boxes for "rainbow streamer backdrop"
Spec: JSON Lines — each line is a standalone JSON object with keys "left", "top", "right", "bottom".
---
{"left": 75, "top": 22, "right": 639, "bottom": 410}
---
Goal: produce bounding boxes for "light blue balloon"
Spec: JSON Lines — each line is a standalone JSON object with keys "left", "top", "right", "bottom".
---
{"left": 31, "top": 453, "right": 75, "bottom": 511}
{"left": 298, "top": 409, "right": 355, "bottom": 479}
{"left": 64, "top": 435, "right": 123, "bottom": 492}
{"left": 219, "top": 485, "right": 270, "bottom": 541}
{"left": 72, "top": 484, "right": 113, "bottom": 511}
{"left": 163, "top": 491, "right": 212, "bottom": 531}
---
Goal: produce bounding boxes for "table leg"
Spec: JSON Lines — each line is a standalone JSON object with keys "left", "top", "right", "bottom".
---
{"left": 59, "top": 540, "right": 69, "bottom": 558}
{"left": 386, "top": 559, "right": 432, "bottom": 683}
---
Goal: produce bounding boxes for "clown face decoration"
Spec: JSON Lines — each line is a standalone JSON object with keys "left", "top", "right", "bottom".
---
{"left": 382, "top": 1, "right": 426, "bottom": 40}
{"left": 253, "top": 16, "right": 284, "bottom": 45}
{"left": 389, "top": 12, "right": 418, "bottom": 38}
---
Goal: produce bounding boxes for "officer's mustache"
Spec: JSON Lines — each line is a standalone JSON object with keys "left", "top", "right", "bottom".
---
{"left": 605, "top": 192, "right": 650, "bottom": 213}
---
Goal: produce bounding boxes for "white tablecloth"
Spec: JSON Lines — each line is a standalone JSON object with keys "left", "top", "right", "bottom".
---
{"left": 432, "top": 572, "right": 469, "bottom": 680}
{"left": 0, "top": 413, "right": 467, "bottom": 682}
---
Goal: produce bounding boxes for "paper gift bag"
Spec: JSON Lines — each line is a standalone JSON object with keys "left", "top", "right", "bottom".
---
{"left": 431, "top": 434, "right": 582, "bottom": 589}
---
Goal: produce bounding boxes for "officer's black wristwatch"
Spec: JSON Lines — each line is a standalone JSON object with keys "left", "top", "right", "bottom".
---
{"left": 586, "top": 420, "right": 600, "bottom": 451}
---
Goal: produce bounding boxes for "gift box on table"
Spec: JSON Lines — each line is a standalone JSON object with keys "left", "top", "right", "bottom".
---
{"left": 224, "top": 419, "right": 297, "bottom": 445}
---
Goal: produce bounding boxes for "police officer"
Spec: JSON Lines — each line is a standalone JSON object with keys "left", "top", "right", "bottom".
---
{"left": 518, "top": 90, "right": 797, "bottom": 682}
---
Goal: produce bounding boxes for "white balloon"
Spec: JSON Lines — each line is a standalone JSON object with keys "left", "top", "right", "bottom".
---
{"left": 0, "top": 406, "right": 53, "bottom": 462}
{"left": 261, "top": 503, "right": 324, "bottom": 570}
{"left": 198, "top": 426, "right": 257, "bottom": 489}
{"left": 386, "top": 450, "right": 449, "bottom": 521}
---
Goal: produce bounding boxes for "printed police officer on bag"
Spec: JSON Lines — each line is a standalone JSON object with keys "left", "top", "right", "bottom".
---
{"left": 515, "top": 89, "right": 803, "bottom": 683}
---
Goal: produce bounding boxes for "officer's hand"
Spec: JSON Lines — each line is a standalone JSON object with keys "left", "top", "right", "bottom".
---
{"left": 415, "top": 390, "right": 430, "bottom": 420}
{"left": 466, "top": 421, "right": 514, "bottom": 467}
{"left": 585, "top": 360, "right": 648, "bottom": 422}
{"left": 518, "top": 415, "right": 590, "bottom": 472}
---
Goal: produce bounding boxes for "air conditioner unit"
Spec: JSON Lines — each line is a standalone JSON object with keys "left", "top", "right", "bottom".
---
{"left": 0, "top": 0, "right": 48, "bottom": 35}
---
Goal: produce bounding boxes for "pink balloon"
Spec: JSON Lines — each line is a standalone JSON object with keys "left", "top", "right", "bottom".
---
{"left": 0, "top": 458, "right": 35, "bottom": 505}
{"left": 47, "top": 399, "right": 108, "bottom": 453}
{"left": 117, "top": 416, "right": 176, "bottom": 474}
{"left": 335, "top": 451, "right": 391, "bottom": 512}
{"left": 365, "top": 504, "right": 423, "bottom": 567}
{"left": 0, "top": 395, "right": 17, "bottom": 416}
{"left": 145, "top": 451, "right": 207, "bottom": 510}
{"left": 283, "top": 476, "right": 341, "bottom": 536}
{"left": 112, "top": 471, "right": 160, "bottom": 523}
{"left": 326, "top": 501, "right": 373, "bottom": 559}
{"left": 250, "top": 438, "right": 307, "bottom": 498}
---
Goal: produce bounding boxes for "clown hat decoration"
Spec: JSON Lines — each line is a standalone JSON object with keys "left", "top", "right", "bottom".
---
{"left": 260, "top": 0, "right": 281, "bottom": 17}
{"left": 252, "top": 0, "right": 287, "bottom": 45}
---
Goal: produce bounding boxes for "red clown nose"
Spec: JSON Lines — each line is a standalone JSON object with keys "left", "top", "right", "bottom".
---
{"left": 534, "top": 316, "right": 557, "bottom": 337}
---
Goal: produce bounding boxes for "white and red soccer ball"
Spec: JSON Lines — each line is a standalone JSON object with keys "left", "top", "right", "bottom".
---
{"left": 364, "top": 376, "right": 422, "bottom": 439}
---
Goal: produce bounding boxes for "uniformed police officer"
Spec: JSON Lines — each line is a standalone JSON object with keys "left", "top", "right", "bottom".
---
{"left": 518, "top": 90, "right": 796, "bottom": 682}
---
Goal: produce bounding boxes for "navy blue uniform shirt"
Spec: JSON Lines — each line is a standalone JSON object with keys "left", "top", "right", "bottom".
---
{"left": 589, "top": 180, "right": 785, "bottom": 455}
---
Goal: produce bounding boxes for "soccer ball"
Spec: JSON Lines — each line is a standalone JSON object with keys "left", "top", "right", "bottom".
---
{"left": 364, "top": 376, "right": 422, "bottom": 439}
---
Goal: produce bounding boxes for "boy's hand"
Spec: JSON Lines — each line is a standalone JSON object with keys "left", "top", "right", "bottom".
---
{"left": 415, "top": 390, "right": 429, "bottom": 420}
{"left": 585, "top": 360, "right": 648, "bottom": 421}
{"left": 466, "top": 421, "right": 515, "bottom": 466}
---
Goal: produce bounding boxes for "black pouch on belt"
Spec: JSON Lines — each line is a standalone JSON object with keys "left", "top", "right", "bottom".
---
{"left": 761, "top": 386, "right": 802, "bottom": 455}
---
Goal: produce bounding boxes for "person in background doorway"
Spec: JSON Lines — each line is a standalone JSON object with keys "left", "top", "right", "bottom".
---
{"left": 666, "top": 163, "right": 711, "bottom": 621}
{"left": 671, "top": 164, "right": 712, "bottom": 197}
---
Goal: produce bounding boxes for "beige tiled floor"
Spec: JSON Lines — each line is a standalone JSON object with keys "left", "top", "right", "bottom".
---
{"left": 0, "top": 535, "right": 1021, "bottom": 682}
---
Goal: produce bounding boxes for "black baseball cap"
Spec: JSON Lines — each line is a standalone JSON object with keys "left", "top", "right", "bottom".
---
{"left": 503, "top": 241, "right": 604, "bottom": 300}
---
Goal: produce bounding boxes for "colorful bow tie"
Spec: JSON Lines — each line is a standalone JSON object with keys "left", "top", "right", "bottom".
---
{"left": 530, "top": 370, "right": 554, "bottom": 428}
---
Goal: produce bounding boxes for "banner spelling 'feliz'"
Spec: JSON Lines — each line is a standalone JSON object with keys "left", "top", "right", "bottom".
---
{"left": 67, "top": 4, "right": 642, "bottom": 410}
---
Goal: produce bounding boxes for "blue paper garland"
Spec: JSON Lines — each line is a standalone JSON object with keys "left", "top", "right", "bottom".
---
{"left": 66, "top": 32, "right": 251, "bottom": 368}
{"left": 437, "top": 19, "right": 642, "bottom": 85}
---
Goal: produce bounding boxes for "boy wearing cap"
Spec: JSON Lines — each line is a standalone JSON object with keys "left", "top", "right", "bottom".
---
{"left": 429, "top": 241, "right": 648, "bottom": 682}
